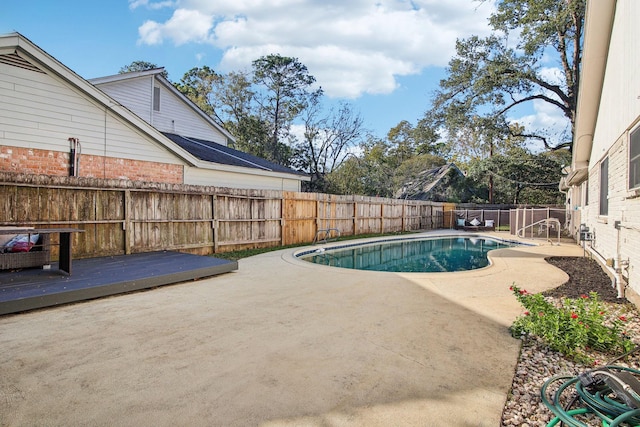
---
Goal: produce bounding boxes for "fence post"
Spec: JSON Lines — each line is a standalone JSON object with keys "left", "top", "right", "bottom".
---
{"left": 124, "top": 189, "right": 132, "bottom": 254}
{"left": 315, "top": 196, "right": 320, "bottom": 237}
{"left": 279, "top": 196, "right": 284, "bottom": 246}
{"left": 212, "top": 194, "right": 218, "bottom": 252}
{"left": 353, "top": 200, "right": 358, "bottom": 236}
{"left": 401, "top": 202, "right": 405, "bottom": 232}
{"left": 530, "top": 208, "right": 534, "bottom": 238}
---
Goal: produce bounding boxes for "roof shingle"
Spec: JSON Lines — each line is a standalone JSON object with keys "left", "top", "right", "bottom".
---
{"left": 162, "top": 133, "right": 306, "bottom": 176}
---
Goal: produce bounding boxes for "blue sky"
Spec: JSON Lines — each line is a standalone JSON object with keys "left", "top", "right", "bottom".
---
{"left": 1, "top": 0, "right": 563, "bottom": 142}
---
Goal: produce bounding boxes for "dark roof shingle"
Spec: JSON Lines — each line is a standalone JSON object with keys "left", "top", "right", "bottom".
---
{"left": 162, "top": 133, "right": 306, "bottom": 176}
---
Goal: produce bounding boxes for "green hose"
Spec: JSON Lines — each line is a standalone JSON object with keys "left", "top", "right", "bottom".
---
{"left": 547, "top": 408, "right": 592, "bottom": 427}
{"left": 541, "top": 366, "right": 640, "bottom": 427}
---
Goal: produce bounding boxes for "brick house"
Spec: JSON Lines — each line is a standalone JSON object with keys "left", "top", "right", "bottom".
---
{"left": 561, "top": 0, "right": 640, "bottom": 300}
{"left": 0, "top": 32, "right": 309, "bottom": 191}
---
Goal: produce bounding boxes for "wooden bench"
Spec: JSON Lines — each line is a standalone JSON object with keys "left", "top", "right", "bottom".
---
{"left": 0, "top": 228, "right": 84, "bottom": 274}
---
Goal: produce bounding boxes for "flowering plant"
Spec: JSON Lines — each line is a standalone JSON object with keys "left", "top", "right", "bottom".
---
{"left": 510, "top": 285, "right": 634, "bottom": 363}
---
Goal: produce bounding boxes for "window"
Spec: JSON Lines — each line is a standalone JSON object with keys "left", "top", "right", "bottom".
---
{"left": 600, "top": 157, "right": 609, "bottom": 216}
{"left": 153, "top": 86, "right": 160, "bottom": 111}
{"left": 630, "top": 127, "right": 640, "bottom": 189}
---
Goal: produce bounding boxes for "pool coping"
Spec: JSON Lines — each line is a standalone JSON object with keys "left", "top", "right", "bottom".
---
{"left": 291, "top": 230, "right": 537, "bottom": 274}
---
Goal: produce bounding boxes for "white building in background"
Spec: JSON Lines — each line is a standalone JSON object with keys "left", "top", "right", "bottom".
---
{"left": 0, "top": 32, "right": 308, "bottom": 191}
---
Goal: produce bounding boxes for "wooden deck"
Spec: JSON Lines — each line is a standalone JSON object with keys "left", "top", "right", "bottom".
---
{"left": 0, "top": 251, "right": 238, "bottom": 316}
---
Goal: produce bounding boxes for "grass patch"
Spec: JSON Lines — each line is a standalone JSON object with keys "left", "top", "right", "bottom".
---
{"left": 212, "top": 231, "right": 417, "bottom": 261}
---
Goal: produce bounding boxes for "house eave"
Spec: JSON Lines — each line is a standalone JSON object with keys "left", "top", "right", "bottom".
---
{"left": 571, "top": 0, "right": 616, "bottom": 168}
{"left": 0, "top": 32, "right": 201, "bottom": 167}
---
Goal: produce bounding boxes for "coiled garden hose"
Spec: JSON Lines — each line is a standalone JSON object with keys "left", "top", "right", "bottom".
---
{"left": 541, "top": 366, "right": 640, "bottom": 426}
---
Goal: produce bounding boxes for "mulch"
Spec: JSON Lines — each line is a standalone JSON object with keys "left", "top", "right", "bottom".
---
{"left": 543, "top": 256, "right": 628, "bottom": 303}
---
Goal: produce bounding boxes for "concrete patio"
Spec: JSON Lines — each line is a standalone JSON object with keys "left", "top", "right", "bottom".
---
{"left": 0, "top": 231, "right": 584, "bottom": 426}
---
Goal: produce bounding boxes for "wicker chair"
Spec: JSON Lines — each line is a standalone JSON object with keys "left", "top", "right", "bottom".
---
{"left": 0, "top": 234, "right": 51, "bottom": 270}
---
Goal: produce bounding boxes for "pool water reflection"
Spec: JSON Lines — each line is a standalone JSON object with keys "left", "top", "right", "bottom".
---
{"left": 300, "top": 237, "right": 519, "bottom": 273}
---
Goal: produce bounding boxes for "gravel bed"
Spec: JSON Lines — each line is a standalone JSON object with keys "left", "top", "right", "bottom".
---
{"left": 500, "top": 257, "right": 640, "bottom": 427}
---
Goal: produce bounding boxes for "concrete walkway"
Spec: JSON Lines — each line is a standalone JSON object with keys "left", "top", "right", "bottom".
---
{"left": 0, "top": 232, "right": 583, "bottom": 426}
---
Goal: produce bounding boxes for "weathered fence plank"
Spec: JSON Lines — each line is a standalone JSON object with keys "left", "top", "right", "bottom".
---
{"left": 0, "top": 173, "right": 446, "bottom": 257}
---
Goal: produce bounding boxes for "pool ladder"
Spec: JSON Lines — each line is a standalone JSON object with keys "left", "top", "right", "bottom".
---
{"left": 313, "top": 228, "right": 341, "bottom": 245}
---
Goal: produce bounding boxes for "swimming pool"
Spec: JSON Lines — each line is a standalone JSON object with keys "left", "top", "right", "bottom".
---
{"left": 297, "top": 236, "right": 523, "bottom": 273}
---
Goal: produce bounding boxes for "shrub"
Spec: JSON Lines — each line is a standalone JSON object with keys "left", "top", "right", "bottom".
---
{"left": 510, "top": 285, "right": 634, "bottom": 364}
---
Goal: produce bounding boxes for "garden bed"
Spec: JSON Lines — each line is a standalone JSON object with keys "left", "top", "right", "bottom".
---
{"left": 501, "top": 256, "right": 639, "bottom": 426}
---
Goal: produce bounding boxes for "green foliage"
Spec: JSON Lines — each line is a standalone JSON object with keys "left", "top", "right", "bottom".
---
{"left": 252, "top": 54, "right": 323, "bottom": 165}
{"left": 465, "top": 148, "right": 570, "bottom": 204}
{"left": 326, "top": 137, "right": 396, "bottom": 197}
{"left": 174, "top": 66, "right": 220, "bottom": 117}
{"left": 510, "top": 285, "right": 634, "bottom": 364}
{"left": 424, "top": 0, "right": 585, "bottom": 152}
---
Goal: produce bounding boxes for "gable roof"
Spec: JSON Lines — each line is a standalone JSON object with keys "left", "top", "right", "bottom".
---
{"left": 91, "top": 69, "right": 305, "bottom": 178}
{"left": 0, "top": 32, "right": 197, "bottom": 166}
{"left": 395, "top": 163, "right": 465, "bottom": 200}
{"left": 0, "top": 32, "right": 308, "bottom": 182}
{"left": 89, "top": 69, "right": 237, "bottom": 144}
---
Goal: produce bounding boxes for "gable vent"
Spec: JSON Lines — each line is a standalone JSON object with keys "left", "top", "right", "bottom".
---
{"left": 0, "top": 52, "right": 44, "bottom": 73}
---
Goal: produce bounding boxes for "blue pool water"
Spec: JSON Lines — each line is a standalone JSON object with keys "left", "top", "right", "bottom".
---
{"left": 299, "top": 236, "right": 520, "bottom": 273}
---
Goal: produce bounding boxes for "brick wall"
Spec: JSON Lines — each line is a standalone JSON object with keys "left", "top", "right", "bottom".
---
{"left": 586, "top": 135, "right": 640, "bottom": 296}
{"left": 0, "top": 146, "right": 184, "bottom": 184}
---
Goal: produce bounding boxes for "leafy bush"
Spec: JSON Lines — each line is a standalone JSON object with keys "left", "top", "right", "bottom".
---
{"left": 510, "top": 285, "right": 634, "bottom": 364}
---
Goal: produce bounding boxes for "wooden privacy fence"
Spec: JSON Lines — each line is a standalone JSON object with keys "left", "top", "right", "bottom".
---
{"left": 282, "top": 192, "right": 443, "bottom": 245}
{"left": 0, "top": 173, "right": 444, "bottom": 259}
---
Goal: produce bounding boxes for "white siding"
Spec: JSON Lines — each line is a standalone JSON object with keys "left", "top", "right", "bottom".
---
{"left": 587, "top": 135, "right": 640, "bottom": 295}
{"left": 95, "top": 76, "right": 229, "bottom": 145}
{"left": 583, "top": 0, "right": 640, "bottom": 296}
{"left": 95, "top": 76, "right": 153, "bottom": 123}
{"left": 591, "top": 0, "right": 640, "bottom": 166}
{"left": 0, "top": 62, "right": 182, "bottom": 165}
{"left": 152, "top": 83, "right": 228, "bottom": 144}
{"left": 184, "top": 166, "right": 301, "bottom": 191}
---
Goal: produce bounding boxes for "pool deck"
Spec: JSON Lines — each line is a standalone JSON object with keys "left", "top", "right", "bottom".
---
{"left": 0, "top": 230, "right": 586, "bottom": 426}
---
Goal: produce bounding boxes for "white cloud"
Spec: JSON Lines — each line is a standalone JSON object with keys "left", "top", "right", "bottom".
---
{"left": 138, "top": 8, "right": 213, "bottom": 46}
{"left": 135, "top": 0, "right": 495, "bottom": 98}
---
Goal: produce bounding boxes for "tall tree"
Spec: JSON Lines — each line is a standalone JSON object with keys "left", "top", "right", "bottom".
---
{"left": 174, "top": 66, "right": 220, "bottom": 117}
{"left": 252, "top": 54, "right": 323, "bottom": 165}
{"left": 466, "top": 147, "right": 571, "bottom": 204}
{"left": 425, "top": 0, "right": 585, "bottom": 152}
{"left": 175, "top": 67, "right": 275, "bottom": 158}
{"left": 326, "top": 136, "right": 395, "bottom": 197}
{"left": 293, "top": 99, "right": 365, "bottom": 192}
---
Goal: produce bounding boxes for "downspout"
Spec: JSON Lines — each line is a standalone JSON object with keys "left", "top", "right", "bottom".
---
{"left": 68, "top": 137, "right": 81, "bottom": 177}
{"left": 614, "top": 221, "right": 624, "bottom": 298}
